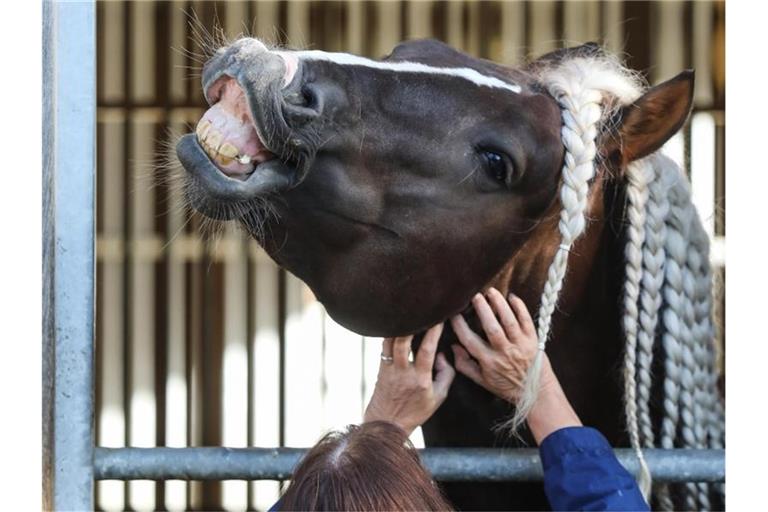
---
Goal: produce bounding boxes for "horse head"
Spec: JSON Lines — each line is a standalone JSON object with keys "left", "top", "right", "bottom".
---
{"left": 176, "top": 38, "right": 692, "bottom": 338}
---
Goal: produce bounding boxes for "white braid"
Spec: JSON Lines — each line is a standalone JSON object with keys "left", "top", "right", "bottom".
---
{"left": 656, "top": 159, "right": 723, "bottom": 510}
{"left": 703, "top": 265, "right": 725, "bottom": 504}
{"left": 689, "top": 206, "right": 725, "bottom": 504}
{"left": 656, "top": 167, "right": 690, "bottom": 510}
{"left": 517, "top": 50, "right": 724, "bottom": 510}
{"left": 679, "top": 237, "right": 704, "bottom": 510}
{"left": 669, "top": 188, "right": 700, "bottom": 511}
{"left": 622, "top": 159, "right": 654, "bottom": 498}
{"left": 688, "top": 225, "right": 724, "bottom": 456}
{"left": 507, "top": 56, "right": 644, "bottom": 432}
{"left": 637, "top": 156, "right": 669, "bottom": 453}
{"left": 686, "top": 232, "right": 714, "bottom": 510}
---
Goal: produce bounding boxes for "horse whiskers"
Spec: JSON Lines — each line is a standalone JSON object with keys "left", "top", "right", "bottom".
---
{"left": 184, "top": 9, "right": 228, "bottom": 59}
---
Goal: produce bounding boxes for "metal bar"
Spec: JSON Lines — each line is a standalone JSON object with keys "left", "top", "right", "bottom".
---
{"left": 94, "top": 447, "right": 724, "bottom": 483}
{"left": 43, "top": 0, "right": 97, "bottom": 510}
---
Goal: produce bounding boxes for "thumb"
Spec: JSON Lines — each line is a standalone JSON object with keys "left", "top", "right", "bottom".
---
{"left": 433, "top": 352, "right": 456, "bottom": 402}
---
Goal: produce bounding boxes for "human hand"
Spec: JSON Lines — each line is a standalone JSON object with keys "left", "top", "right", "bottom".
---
{"left": 451, "top": 288, "right": 580, "bottom": 443}
{"left": 450, "top": 288, "right": 556, "bottom": 404}
{"left": 363, "top": 323, "right": 456, "bottom": 436}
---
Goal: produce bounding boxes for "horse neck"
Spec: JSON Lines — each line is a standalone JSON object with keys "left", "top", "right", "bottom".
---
{"left": 487, "top": 170, "right": 613, "bottom": 319}
{"left": 485, "top": 171, "right": 628, "bottom": 440}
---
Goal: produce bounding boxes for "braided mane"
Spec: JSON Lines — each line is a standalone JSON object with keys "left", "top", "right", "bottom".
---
{"left": 511, "top": 49, "right": 724, "bottom": 510}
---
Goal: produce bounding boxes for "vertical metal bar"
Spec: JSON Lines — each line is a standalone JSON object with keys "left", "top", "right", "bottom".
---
{"left": 250, "top": 247, "right": 283, "bottom": 510}
{"left": 444, "top": 0, "right": 463, "bottom": 51}
{"left": 221, "top": 227, "right": 249, "bottom": 510}
{"left": 43, "top": 1, "right": 97, "bottom": 510}
{"left": 406, "top": 0, "right": 432, "bottom": 40}
{"left": 128, "top": 111, "right": 159, "bottom": 512}
{"left": 286, "top": 0, "right": 310, "bottom": 49}
{"left": 165, "top": 111, "right": 191, "bottom": 512}
{"left": 96, "top": 112, "right": 127, "bottom": 512}
{"left": 692, "top": 1, "right": 715, "bottom": 107}
{"left": 500, "top": 1, "right": 524, "bottom": 65}
{"left": 601, "top": 0, "right": 624, "bottom": 55}
{"left": 527, "top": 1, "right": 557, "bottom": 56}
{"left": 42, "top": 4, "right": 54, "bottom": 509}
{"left": 563, "top": 0, "right": 599, "bottom": 45}
{"left": 374, "top": 0, "right": 402, "bottom": 58}
{"left": 345, "top": 0, "right": 364, "bottom": 55}
{"left": 651, "top": 0, "right": 685, "bottom": 84}
{"left": 465, "top": 1, "right": 481, "bottom": 57}
{"left": 283, "top": 275, "right": 325, "bottom": 447}
{"left": 99, "top": 0, "right": 125, "bottom": 104}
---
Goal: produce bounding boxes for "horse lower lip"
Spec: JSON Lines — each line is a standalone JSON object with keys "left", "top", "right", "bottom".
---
{"left": 176, "top": 134, "right": 294, "bottom": 202}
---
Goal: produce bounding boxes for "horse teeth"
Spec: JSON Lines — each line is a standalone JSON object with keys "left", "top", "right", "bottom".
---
{"left": 196, "top": 120, "right": 211, "bottom": 142}
{"left": 219, "top": 142, "right": 239, "bottom": 158}
{"left": 207, "top": 130, "right": 223, "bottom": 151}
{"left": 203, "top": 142, "right": 217, "bottom": 159}
{"left": 218, "top": 155, "right": 233, "bottom": 166}
{"left": 237, "top": 155, "right": 252, "bottom": 165}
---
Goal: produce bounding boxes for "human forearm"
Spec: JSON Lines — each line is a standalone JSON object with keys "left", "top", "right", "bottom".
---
{"left": 526, "top": 359, "right": 581, "bottom": 445}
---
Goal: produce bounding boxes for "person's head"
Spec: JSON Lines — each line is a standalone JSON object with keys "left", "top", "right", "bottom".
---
{"left": 279, "top": 421, "right": 452, "bottom": 511}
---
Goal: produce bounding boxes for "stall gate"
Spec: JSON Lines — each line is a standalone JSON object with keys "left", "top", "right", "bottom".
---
{"left": 43, "top": 1, "right": 725, "bottom": 511}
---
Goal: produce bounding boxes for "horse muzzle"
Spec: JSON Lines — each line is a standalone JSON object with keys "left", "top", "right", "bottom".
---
{"left": 175, "top": 38, "right": 316, "bottom": 219}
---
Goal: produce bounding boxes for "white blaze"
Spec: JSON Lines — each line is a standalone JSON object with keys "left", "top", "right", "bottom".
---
{"left": 285, "top": 49, "right": 522, "bottom": 94}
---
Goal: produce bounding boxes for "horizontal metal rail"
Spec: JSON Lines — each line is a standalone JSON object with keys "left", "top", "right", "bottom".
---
{"left": 95, "top": 447, "right": 724, "bottom": 483}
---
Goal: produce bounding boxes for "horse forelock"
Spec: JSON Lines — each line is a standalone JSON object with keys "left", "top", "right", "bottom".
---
{"left": 534, "top": 52, "right": 646, "bottom": 133}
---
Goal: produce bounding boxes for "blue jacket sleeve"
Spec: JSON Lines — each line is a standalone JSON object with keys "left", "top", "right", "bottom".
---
{"left": 539, "top": 426, "right": 649, "bottom": 511}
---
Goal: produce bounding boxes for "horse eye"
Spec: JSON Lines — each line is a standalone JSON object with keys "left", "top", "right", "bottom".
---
{"left": 482, "top": 151, "right": 509, "bottom": 184}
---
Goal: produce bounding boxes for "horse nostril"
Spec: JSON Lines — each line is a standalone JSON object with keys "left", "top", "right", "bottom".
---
{"left": 283, "top": 84, "right": 322, "bottom": 126}
{"left": 301, "top": 86, "right": 317, "bottom": 110}
{"left": 284, "top": 91, "right": 304, "bottom": 106}
{"left": 285, "top": 85, "right": 318, "bottom": 109}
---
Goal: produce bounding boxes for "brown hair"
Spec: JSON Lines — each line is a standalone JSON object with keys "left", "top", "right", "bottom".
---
{"left": 278, "top": 421, "right": 453, "bottom": 511}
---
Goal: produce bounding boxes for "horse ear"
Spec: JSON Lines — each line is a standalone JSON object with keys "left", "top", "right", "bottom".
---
{"left": 608, "top": 70, "right": 694, "bottom": 166}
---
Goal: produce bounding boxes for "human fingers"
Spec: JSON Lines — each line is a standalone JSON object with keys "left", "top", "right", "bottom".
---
{"left": 508, "top": 293, "right": 536, "bottom": 338}
{"left": 472, "top": 293, "right": 509, "bottom": 350}
{"left": 450, "top": 314, "right": 492, "bottom": 361}
{"left": 381, "top": 338, "right": 395, "bottom": 364}
{"left": 381, "top": 337, "right": 394, "bottom": 357}
{"left": 451, "top": 344, "right": 484, "bottom": 387}
{"left": 433, "top": 352, "right": 456, "bottom": 402}
{"left": 415, "top": 323, "right": 443, "bottom": 373}
{"left": 377, "top": 338, "right": 395, "bottom": 372}
{"left": 486, "top": 288, "right": 520, "bottom": 341}
{"left": 392, "top": 335, "right": 413, "bottom": 369}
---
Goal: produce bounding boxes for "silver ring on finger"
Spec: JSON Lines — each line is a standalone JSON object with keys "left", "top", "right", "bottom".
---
{"left": 380, "top": 353, "right": 394, "bottom": 364}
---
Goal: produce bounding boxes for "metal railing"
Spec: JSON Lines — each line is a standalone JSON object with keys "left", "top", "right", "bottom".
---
{"left": 43, "top": 1, "right": 96, "bottom": 510}
{"left": 43, "top": 2, "right": 725, "bottom": 511}
{"left": 94, "top": 447, "right": 724, "bottom": 484}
